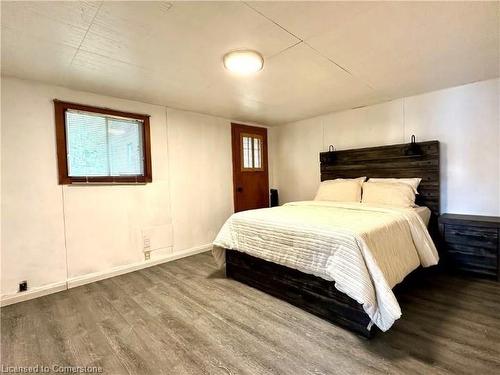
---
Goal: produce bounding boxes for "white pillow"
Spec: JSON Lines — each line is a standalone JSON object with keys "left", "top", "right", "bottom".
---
{"left": 314, "top": 177, "right": 366, "bottom": 202}
{"left": 368, "top": 178, "right": 422, "bottom": 194}
{"left": 362, "top": 182, "right": 416, "bottom": 208}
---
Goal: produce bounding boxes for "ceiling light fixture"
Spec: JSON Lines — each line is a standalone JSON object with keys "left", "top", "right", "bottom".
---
{"left": 223, "top": 50, "right": 264, "bottom": 75}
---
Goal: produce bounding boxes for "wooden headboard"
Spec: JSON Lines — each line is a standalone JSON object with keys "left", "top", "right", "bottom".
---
{"left": 319, "top": 140, "right": 440, "bottom": 217}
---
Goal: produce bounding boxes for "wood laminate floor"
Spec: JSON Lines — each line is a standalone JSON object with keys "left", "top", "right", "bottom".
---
{"left": 1, "top": 252, "right": 500, "bottom": 375}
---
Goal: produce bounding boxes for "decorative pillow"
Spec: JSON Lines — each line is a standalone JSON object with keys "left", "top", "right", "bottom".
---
{"left": 314, "top": 177, "right": 366, "bottom": 202}
{"left": 362, "top": 182, "right": 416, "bottom": 207}
{"left": 368, "top": 178, "right": 422, "bottom": 194}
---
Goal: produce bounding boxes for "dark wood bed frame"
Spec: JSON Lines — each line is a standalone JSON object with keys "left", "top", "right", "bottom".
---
{"left": 225, "top": 140, "right": 440, "bottom": 338}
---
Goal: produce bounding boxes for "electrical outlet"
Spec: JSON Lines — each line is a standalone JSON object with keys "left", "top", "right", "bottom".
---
{"left": 144, "top": 251, "right": 151, "bottom": 261}
{"left": 19, "top": 281, "right": 28, "bottom": 292}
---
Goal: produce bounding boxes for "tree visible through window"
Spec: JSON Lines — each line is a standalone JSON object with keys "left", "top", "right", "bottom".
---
{"left": 54, "top": 100, "right": 152, "bottom": 184}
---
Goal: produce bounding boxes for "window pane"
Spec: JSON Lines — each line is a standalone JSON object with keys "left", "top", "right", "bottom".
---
{"left": 66, "top": 112, "right": 109, "bottom": 176}
{"left": 65, "top": 110, "right": 144, "bottom": 177}
{"left": 242, "top": 136, "right": 253, "bottom": 168}
{"left": 253, "top": 137, "right": 261, "bottom": 168}
{"left": 108, "top": 119, "right": 143, "bottom": 176}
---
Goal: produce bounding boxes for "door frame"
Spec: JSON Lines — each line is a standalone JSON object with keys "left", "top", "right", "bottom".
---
{"left": 231, "top": 123, "right": 269, "bottom": 212}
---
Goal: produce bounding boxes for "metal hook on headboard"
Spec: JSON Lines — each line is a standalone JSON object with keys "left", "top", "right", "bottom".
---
{"left": 405, "top": 134, "right": 422, "bottom": 156}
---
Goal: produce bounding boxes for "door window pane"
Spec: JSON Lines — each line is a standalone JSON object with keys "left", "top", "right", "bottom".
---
{"left": 253, "top": 137, "right": 261, "bottom": 169}
{"left": 241, "top": 134, "right": 263, "bottom": 170}
{"left": 242, "top": 136, "right": 253, "bottom": 168}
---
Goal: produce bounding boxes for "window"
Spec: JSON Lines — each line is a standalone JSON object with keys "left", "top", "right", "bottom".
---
{"left": 241, "top": 133, "right": 263, "bottom": 171}
{"left": 54, "top": 100, "right": 152, "bottom": 184}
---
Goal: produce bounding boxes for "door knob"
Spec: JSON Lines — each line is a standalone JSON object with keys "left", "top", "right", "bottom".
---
{"left": 237, "top": 187, "right": 243, "bottom": 192}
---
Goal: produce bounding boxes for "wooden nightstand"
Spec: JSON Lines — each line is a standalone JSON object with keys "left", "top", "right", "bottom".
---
{"left": 438, "top": 214, "right": 500, "bottom": 280}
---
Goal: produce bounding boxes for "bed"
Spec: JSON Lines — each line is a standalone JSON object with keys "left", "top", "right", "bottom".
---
{"left": 213, "top": 140, "right": 440, "bottom": 338}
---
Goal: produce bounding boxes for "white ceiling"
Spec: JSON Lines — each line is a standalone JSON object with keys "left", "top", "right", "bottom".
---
{"left": 2, "top": 1, "right": 499, "bottom": 125}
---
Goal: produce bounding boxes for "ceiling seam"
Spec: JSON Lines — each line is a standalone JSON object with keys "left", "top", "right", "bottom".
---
{"left": 243, "top": 2, "right": 303, "bottom": 43}
{"left": 76, "top": 48, "right": 150, "bottom": 71}
{"left": 302, "top": 42, "right": 377, "bottom": 91}
{"left": 243, "top": 1, "right": 378, "bottom": 93}
{"left": 267, "top": 40, "right": 303, "bottom": 60}
{"left": 69, "top": 1, "right": 104, "bottom": 67}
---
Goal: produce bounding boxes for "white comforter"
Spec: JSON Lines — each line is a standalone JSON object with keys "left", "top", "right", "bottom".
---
{"left": 212, "top": 201, "right": 439, "bottom": 331}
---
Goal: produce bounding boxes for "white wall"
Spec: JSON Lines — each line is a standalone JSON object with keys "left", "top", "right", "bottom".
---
{"left": 273, "top": 79, "right": 500, "bottom": 216}
{"left": 167, "top": 109, "right": 233, "bottom": 251}
{"left": 0, "top": 77, "right": 245, "bottom": 301}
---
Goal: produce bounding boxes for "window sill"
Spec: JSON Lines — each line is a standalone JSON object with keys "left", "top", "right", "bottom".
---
{"left": 67, "top": 182, "right": 149, "bottom": 186}
{"left": 60, "top": 176, "right": 152, "bottom": 185}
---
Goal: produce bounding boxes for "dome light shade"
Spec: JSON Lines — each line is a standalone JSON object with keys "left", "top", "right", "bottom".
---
{"left": 223, "top": 50, "right": 264, "bottom": 75}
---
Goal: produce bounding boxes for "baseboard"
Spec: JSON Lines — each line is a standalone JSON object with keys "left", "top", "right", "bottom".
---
{"left": 0, "top": 281, "right": 67, "bottom": 307}
{"left": 67, "top": 244, "right": 212, "bottom": 289}
{"left": 1, "top": 244, "right": 212, "bottom": 307}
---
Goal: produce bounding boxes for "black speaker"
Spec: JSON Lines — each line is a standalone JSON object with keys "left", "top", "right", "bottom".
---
{"left": 270, "top": 189, "right": 279, "bottom": 207}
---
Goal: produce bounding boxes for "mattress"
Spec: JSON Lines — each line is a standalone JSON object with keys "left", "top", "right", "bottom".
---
{"left": 414, "top": 205, "right": 431, "bottom": 226}
{"left": 213, "top": 201, "right": 439, "bottom": 331}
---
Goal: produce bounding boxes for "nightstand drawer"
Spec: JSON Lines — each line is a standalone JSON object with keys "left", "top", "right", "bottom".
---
{"left": 446, "top": 243, "right": 497, "bottom": 260}
{"left": 444, "top": 224, "right": 498, "bottom": 249}
{"left": 446, "top": 243, "right": 497, "bottom": 274}
{"left": 439, "top": 214, "right": 500, "bottom": 281}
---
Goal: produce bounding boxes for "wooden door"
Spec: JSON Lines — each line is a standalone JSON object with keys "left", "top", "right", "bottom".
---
{"left": 231, "top": 123, "right": 269, "bottom": 212}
